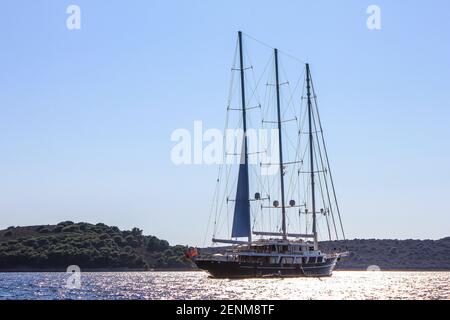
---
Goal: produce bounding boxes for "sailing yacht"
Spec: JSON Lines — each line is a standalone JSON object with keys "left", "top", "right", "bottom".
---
{"left": 194, "top": 32, "right": 348, "bottom": 278}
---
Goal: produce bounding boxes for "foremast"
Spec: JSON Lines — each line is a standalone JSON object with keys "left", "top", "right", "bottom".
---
{"left": 229, "top": 31, "right": 252, "bottom": 242}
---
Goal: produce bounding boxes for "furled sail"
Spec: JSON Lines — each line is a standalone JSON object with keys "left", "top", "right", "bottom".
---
{"left": 231, "top": 138, "right": 251, "bottom": 238}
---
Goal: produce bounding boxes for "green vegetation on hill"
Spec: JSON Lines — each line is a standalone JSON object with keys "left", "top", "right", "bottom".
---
{"left": 320, "top": 238, "right": 450, "bottom": 270}
{"left": 0, "top": 222, "right": 193, "bottom": 271}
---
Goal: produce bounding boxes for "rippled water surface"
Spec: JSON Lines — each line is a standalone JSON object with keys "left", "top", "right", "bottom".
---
{"left": 0, "top": 271, "right": 449, "bottom": 300}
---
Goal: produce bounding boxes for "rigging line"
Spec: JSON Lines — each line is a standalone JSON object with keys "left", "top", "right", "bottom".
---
{"left": 210, "top": 155, "right": 226, "bottom": 241}
{"left": 242, "top": 32, "right": 307, "bottom": 64}
{"left": 262, "top": 57, "right": 276, "bottom": 123}
{"left": 218, "top": 113, "right": 248, "bottom": 237}
{"left": 297, "top": 167, "right": 306, "bottom": 232}
{"left": 312, "top": 103, "right": 339, "bottom": 240}
{"left": 298, "top": 80, "right": 308, "bottom": 169}
{"left": 255, "top": 87, "right": 265, "bottom": 137}
{"left": 211, "top": 79, "right": 235, "bottom": 243}
{"left": 313, "top": 142, "right": 332, "bottom": 241}
{"left": 261, "top": 59, "right": 271, "bottom": 113}
{"left": 265, "top": 161, "right": 272, "bottom": 233}
{"left": 250, "top": 191, "right": 260, "bottom": 232}
{"left": 311, "top": 76, "right": 346, "bottom": 240}
{"left": 208, "top": 173, "right": 225, "bottom": 245}
{"left": 285, "top": 207, "right": 295, "bottom": 232}
{"left": 264, "top": 164, "right": 281, "bottom": 209}
{"left": 215, "top": 164, "right": 231, "bottom": 238}
{"left": 207, "top": 150, "right": 226, "bottom": 242}
{"left": 278, "top": 49, "right": 307, "bottom": 65}
{"left": 249, "top": 163, "right": 270, "bottom": 204}
{"left": 226, "top": 54, "right": 242, "bottom": 117}
{"left": 286, "top": 148, "right": 302, "bottom": 201}
{"left": 279, "top": 59, "right": 305, "bottom": 122}
{"left": 212, "top": 149, "right": 229, "bottom": 240}
{"left": 261, "top": 75, "right": 270, "bottom": 126}
{"left": 255, "top": 164, "right": 272, "bottom": 198}
{"left": 277, "top": 74, "right": 295, "bottom": 124}
{"left": 216, "top": 194, "right": 231, "bottom": 239}
{"left": 289, "top": 72, "right": 307, "bottom": 195}
{"left": 226, "top": 38, "right": 239, "bottom": 107}
{"left": 304, "top": 177, "right": 314, "bottom": 237}
{"left": 282, "top": 127, "right": 298, "bottom": 198}
{"left": 316, "top": 217, "right": 324, "bottom": 242}
{"left": 273, "top": 57, "right": 292, "bottom": 120}
{"left": 253, "top": 55, "right": 274, "bottom": 104}
{"left": 207, "top": 177, "right": 219, "bottom": 244}
{"left": 243, "top": 70, "right": 258, "bottom": 110}
{"left": 242, "top": 32, "right": 274, "bottom": 50}
{"left": 243, "top": 47, "right": 267, "bottom": 132}
{"left": 216, "top": 130, "right": 240, "bottom": 239}
{"left": 217, "top": 109, "right": 233, "bottom": 238}
{"left": 300, "top": 142, "right": 309, "bottom": 167}
{"left": 290, "top": 71, "right": 306, "bottom": 131}
{"left": 286, "top": 160, "right": 301, "bottom": 208}
{"left": 299, "top": 90, "right": 308, "bottom": 137}
{"left": 285, "top": 150, "right": 300, "bottom": 193}
{"left": 244, "top": 46, "right": 272, "bottom": 109}
{"left": 312, "top": 99, "right": 339, "bottom": 240}
{"left": 258, "top": 192, "right": 264, "bottom": 234}
{"left": 244, "top": 46, "right": 262, "bottom": 106}
{"left": 281, "top": 122, "right": 299, "bottom": 158}
{"left": 264, "top": 148, "right": 283, "bottom": 233}
{"left": 261, "top": 109, "right": 277, "bottom": 233}
{"left": 250, "top": 165, "right": 266, "bottom": 234}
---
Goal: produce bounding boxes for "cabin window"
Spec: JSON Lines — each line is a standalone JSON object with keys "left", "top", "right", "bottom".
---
{"left": 309, "top": 257, "right": 317, "bottom": 264}
{"left": 317, "top": 257, "right": 323, "bottom": 263}
{"left": 282, "top": 257, "right": 294, "bottom": 264}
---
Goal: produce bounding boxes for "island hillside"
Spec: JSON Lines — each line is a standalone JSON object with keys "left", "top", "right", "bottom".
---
{"left": 0, "top": 222, "right": 449, "bottom": 271}
{"left": 0, "top": 222, "right": 192, "bottom": 271}
{"left": 320, "top": 238, "right": 450, "bottom": 270}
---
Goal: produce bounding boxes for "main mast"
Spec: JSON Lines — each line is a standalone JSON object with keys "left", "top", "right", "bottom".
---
{"left": 306, "top": 63, "right": 318, "bottom": 249}
{"left": 238, "top": 31, "right": 251, "bottom": 243}
{"left": 274, "top": 49, "right": 287, "bottom": 240}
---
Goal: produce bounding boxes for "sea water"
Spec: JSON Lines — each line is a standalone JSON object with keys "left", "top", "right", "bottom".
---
{"left": 0, "top": 271, "right": 448, "bottom": 300}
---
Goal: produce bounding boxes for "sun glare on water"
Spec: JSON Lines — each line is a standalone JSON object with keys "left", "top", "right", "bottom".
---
{"left": 0, "top": 271, "right": 449, "bottom": 300}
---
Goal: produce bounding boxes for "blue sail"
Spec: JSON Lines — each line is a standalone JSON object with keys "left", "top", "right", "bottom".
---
{"left": 231, "top": 140, "right": 251, "bottom": 238}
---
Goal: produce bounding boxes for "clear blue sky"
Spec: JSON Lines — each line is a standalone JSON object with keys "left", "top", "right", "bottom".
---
{"left": 1, "top": 1, "right": 449, "bottom": 245}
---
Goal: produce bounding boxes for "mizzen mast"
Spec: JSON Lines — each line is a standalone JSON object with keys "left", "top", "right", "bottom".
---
{"left": 306, "top": 63, "right": 318, "bottom": 250}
